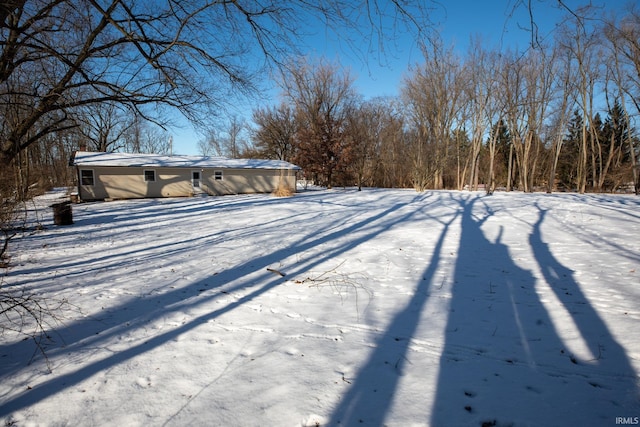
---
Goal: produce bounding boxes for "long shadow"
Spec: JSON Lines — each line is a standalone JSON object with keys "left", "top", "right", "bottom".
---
{"left": 1, "top": 193, "right": 409, "bottom": 356}
{"left": 328, "top": 194, "right": 462, "bottom": 425}
{"left": 10, "top": 190, "right": 347, "bottom": 289}
{"left": 7, "top": 207, "right": 314, "bottom": 289}
{"left": 0, "top": 191, "right": 436, "bottom": 417}
{"left": 21, "top": 191, "right": 320, "bottom": 251}
{"left": 540, "top": 194, "right": 640, "bottom": 264}
{"left": 430, "top": 197, "right": 639, "bottom": 426}
{"left": 529, "top": 205, "right": 639, "bottom": 413}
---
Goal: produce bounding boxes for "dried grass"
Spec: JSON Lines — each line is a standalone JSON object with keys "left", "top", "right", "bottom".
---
{"left": 272, "top": 182, "right": 294, "bottom": 197}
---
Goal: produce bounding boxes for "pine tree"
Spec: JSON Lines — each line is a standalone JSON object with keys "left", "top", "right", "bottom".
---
{"left": 602, "top": 101, "right": 631, "bottom": 163}
{"left": 599, "top": 100, "right": 639, "bottom": 190}
{"left": 558, "top": 110, "right": 583, "bottom": 190}
{"left": 491, "top": 119, "right": 512, "bottom": 189}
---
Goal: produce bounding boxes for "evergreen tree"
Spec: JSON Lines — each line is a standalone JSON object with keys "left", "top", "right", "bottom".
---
{"left": 491, "top": 119, "right": 512, "bottom": 188}
{"left": 598, "top": 100, "right": 640, "bottom": 190}
{"left": 558, "top": 110, "right": 583, "bottom": 190}
{"left": 602, "top": 101, "right": 632, "bottom": 163}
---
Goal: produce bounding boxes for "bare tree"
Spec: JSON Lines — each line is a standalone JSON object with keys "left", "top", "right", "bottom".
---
{"left": 251, "top": 103, "right": 297, "bottom": 161}
{"left": 496, "top": 54, "right": 519, "bottom": 191}
{"left": 499, "top": 48, "right": 552, "bottom": 193}
{"left": 555, "top": 6, "right": 603, "bottom": 193}
{"left": 124, "top": 119, "right": 172, "bottom": 155}
{"left": 603, "top": 8, "right": 640, "bottom": 194}
{"left": 198, "top": 128, "right": 223, "bottom": 157}
{"left": 483, "top": 52, "right": 507, "bottom": 195}
{"left": 522, "top": 48, "right": 555, "bottom": 192}
{"left": 344, "top": 98, "right": 388, "bottom": 191}
{"left": 224, "top": 115, "right": 249, "bottom": 159}
{"left": 281, "top": 58, "right": 357, "bottom": 188}
{"left": 75, "top": 101, "right": 133, "bottom": 152}
{"left": 402, "top": 39, "right": 465, "bottom": 190}
{"left": 198, "top": 115, "right": 249, "bottom": 158}
{"left": 374, "top": 98, "right": 411, "bottom": 188}
{"left": 461, "top": 39, "right": 497, "bottom": 192}
{"left": 546, "top": 44, "right": 575, "bottom": 193}
{"left": 0, "top": 0, "right": 431, "bottom": 167}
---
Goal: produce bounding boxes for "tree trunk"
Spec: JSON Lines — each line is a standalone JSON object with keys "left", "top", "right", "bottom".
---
{"left": 507, "top": 144, "right": 514, "bottom": 192}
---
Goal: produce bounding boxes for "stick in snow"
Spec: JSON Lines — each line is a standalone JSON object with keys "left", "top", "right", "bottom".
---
{"left": 267, "top": 268, "right": 285, "bottom": 277}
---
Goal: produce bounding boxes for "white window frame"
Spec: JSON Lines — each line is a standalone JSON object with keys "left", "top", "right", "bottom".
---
{"left": 214, "top": 170, "right": 223, "bottom": 181}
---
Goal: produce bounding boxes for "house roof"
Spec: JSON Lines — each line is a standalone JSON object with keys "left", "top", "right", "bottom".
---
{"left": 71, "top": 151, "right": 301, "bottom": 170}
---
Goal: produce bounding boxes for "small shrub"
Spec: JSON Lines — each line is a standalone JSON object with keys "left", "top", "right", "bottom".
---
{"left": 272, "top": 182, "right": 294, "bottom": 197}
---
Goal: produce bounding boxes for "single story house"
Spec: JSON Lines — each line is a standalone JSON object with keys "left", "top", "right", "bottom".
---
{"left": 70, "top": 151, "right": 300, "bottom": 201}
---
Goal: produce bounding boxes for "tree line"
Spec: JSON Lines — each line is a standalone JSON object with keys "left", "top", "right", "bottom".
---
{"left": 246, "top": 7, "right": 640, "bottom": 194}
{"left": 1, "top": 1, "right": 638, "bottom": 201}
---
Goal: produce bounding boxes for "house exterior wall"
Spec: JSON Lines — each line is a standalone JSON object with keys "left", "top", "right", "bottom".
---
{"left": 77, "top": 166, "right": 297, "bottom": 200}
{"left": 204, "top": 168, "right": 297, "bottom": 196}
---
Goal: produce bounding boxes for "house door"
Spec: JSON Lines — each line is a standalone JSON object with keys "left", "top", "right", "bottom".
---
{"left": 192, "top": 171, "right": 201, "bottom": 188}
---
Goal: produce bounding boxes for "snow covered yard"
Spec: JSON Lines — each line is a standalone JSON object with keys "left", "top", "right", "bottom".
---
{"left": 1, "top": 188, "right": 639, "bottom": 427}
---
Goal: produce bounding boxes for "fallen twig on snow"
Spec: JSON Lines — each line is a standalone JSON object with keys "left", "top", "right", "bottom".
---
{"left": 266, "top": 268, "right": 286, "bottom": 277}
{"left": 293, "top": 260, "right": 372, "bottom": 320}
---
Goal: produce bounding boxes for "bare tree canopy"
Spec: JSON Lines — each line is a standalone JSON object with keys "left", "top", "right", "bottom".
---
{"left": 0, "top": 0, "right": 429, "bottom": 166}
{"left": 279, "top": 57, "right": 358, "bottom": 188}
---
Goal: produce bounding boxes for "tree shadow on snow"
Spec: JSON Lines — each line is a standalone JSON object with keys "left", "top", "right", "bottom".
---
{"left": 429, "top": 197, "right": 639, "bottom": 426}
{"left": 0, "top": 190, "right": 437, "bottom": 418}
{"left": 328, "top": 193, "right": 462, "bottom": 425}
{"left": 329, "top": 194, "right": 638, "bottom": 426}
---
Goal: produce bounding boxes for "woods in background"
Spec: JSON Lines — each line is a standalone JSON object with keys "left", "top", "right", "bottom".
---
{"left": 1, "top": 1, "right": 639, "bottom": 198}
{"left": 250, "top": 6, "right": 640, "bottom": 194}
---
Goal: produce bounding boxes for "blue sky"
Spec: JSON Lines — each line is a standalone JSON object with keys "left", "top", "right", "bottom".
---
{"left": 170, "top": 0, "right": 625, "bottom": 156}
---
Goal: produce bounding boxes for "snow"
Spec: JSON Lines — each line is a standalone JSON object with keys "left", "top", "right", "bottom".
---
{"left": 71, "top": 151, "right": 301, "bottom": 170}
{"left": 1, "top": 188, "right": 639, "bottom": 426}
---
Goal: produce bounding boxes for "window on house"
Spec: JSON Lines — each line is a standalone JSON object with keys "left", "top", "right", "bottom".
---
{"left": 214, "top": 170, "right": 223, "bottom": 181}
{"left": 144, "top": 170, "right": 156, "bottom": 182}
{"left": 80, "top": 169, "right": 94, "bottom": 186}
